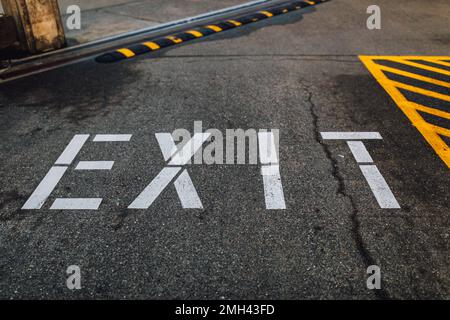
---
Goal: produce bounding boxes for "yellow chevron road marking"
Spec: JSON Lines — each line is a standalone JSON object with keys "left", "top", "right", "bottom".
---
{"left": 360, "top": 56, "right": 450, "bottom": 168}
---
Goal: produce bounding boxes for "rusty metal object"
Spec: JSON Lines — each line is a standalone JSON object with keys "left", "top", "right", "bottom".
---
{"left": 0, "top": 14, "right": 19, "bottom": 50}
{"left": 1, "top": 0, "right": 66, "bottom": 54}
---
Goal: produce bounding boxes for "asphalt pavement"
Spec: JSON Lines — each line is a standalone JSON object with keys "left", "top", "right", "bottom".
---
{"left": 0, "top": 0, "right": 449, "bottom": 299}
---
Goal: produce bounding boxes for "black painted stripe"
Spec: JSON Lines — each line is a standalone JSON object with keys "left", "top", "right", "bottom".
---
{"left": 214, "top": 21, "right": 236, "bottom": 31}
{"left": 152, "top": 37, "right": 175, "bottom": 49}
{"left": 195, "top": 27, "right": 219, "bottom": 36}
{"left": 128, "top": 44, "right": 152, "bottom": 55}
{"left": 176, "top": 32, "right": 198, "bottom": 42}
{"left": 96, "top": 0, "right": 329, "bottom": 63}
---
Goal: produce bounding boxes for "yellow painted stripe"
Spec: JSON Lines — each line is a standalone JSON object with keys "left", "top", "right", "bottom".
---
{"left": 166, "top": 36, "right": 183, "bottom": 44}
{"left": 359, "top": 55, "right": 450, "bottom": 168}
{"left": 414, "top": 121, "right": 450, "bottom": 141}
{"left": 363, "top": 55, "right": 450, "bottom": 60}
{"left": 410, "top": 58, "right": 450, "bottom": 70}
{"left": 386, "top": 57, "right": 450, "bottom": 76}
{"left": 409, "top": 59, "right": 450, "bottom": 72}
{"left": 377, "top": 64, "right": 450, "bottom": 88}
{"left": 259, "top": 11, "right": 273, "bottom": 17}
{"left": 430, "top": 59, "right": 450, "bottom": 68}
{"left": 117, "top": 48, "right": 135, "bottom": 58}
{"left": 409, "top": 102, "right": 450, "bottom": 121}
{"left": 391, "top": 81, "right": 450, "bottom": 102}
{"left": 185, "top": 30, "right": 203, "bottom": 38}
{"left": 432, "top": 125, "right": 450, "bottom": 138}
{"left": 142, "top": 41, "right": 160, "bottom": 50}
{"left": 205, "top": 25, "right": 222, "bottom": 32}
{"left": 227, "top": 20, "right": 242, "bottom": 27}
{"left": 305, "top": 1, "right": 316, "bottom": 4}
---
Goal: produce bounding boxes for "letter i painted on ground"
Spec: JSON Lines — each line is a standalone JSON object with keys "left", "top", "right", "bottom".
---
{"left": 258, "top": 131, "right": 286, "bottom": 210}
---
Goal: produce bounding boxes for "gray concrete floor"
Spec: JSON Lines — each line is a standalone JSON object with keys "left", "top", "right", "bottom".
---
{"left": 59, "top": 0, "right": 253, "bottom": 44}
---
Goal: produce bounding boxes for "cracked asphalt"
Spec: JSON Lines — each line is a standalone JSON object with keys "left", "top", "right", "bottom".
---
{"left": 0, "top": 0, "right": 449, "bottom": 299}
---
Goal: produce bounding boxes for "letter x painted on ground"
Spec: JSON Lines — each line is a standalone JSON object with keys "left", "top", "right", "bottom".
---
{"left": 128, "top": 133, "right": 210, "bottom": 209}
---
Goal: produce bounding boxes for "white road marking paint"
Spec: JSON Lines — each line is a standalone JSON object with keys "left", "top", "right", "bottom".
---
{"left": 320, "top": 131, "right": 400, "bottom": 209}
{"left": 258, "top": 131, "right": 285, "bottom": 210}
{"left": 346, "top": 141, "right": 374, "bottom": 163}
{"left": 359, "top": 165, "right": 400, "bottom": 209}
{"left": 155, "top": 133, "right": 178, "bottom": 161}
{"left": 130, "top": 134, "right": 209, "bottom": 209}
{"left": 23, "top": 133, "right": 134, "bottom": 210}
{"left": 169, "top": 133, "right": 211, "bottom": 165}
{"left": 50, "top": 198, "right": 103, "bottom": 210}
{"left": 128, "top": 167, "right": 181, "bottom": 209}
{"left": 21, "top": 166, "right": 68, "bottom": 209}
{"left": 55, "top": 134, "right": 89, "bottom": 165}
{"left": 321, "top": 132, "right": 382, "bottom": 140}
{"left": 93, "top": 134, "right": 132, "bottom": 142}
{"left": 24, "top": 129, "right": 289, "bottom": 211}
{"left": 261, "top": 165, "right": 286, "bottom": 210}
{"left": 155, "top": 134, "right": 205, "bottom": 208}
{"left": 173, "top": 169, "right": 203, "bottom": 209}
{"left": 258, "top": 131, "right": 279, "bottom": 164}
{"left": 75, "top": 161, "right": 114, "bottom": 170}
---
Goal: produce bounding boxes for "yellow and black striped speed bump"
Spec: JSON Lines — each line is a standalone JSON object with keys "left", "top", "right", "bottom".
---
{"left": 96, "top": 0, "right": 329, "bottom": 63}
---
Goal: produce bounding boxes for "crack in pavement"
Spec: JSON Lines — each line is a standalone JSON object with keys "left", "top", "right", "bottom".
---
{"left": 298, "top": 79, "right": 390, "bottom": 300}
